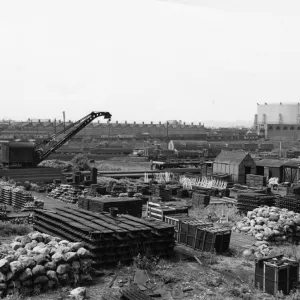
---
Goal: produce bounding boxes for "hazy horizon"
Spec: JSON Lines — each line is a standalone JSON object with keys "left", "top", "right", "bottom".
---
{"left": 1, "top": 0, "right": 300, "bottom": 123}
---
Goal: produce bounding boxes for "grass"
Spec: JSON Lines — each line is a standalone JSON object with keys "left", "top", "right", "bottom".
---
{"left": 0, "top": 223, "right": 31, "bottom": 238}
{"left": 95, "top": 158, "right": 151, "bottom": 172}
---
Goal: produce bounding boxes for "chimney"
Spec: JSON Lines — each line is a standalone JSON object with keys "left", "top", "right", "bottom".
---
{"left": 125, "top": 121, "right": 127, "bottom": 124}
{"left": 116, "top": 121, "right": 118, "bottom": 124}
{"left": 183, "top": 122, "right": 186, "bottom": 125}
{"left": 191, "top": 122, "right": 193, "bottom": 125}
{"left": 151, "top": 121, "right": 153, "bottom": 124}
{"left": 134, "top": 121, "right": 136, "bottom": 124}
{"left": 159, "top": 121, "right": 161, "bottom": 124}
{"left": 142, "top": 121, "right": 144, "bottom": 124}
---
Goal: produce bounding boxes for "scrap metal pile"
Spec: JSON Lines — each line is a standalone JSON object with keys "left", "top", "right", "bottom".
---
{"left": 34, "top": 207, "right": 175, "bottom": 265}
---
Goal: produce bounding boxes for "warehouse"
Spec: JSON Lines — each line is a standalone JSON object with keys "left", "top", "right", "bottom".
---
{"left": 213, "top": 151, "right": 256, "bottom": 184}
{"left": 283, "top": 159, "right": 300, "bottom": 183}
{"left": 255, "top": 159, "right": 288, "bottom": 183}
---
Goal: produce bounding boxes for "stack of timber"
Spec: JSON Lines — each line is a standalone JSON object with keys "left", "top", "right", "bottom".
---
{"left": 11, "top": 188, "right": 34, "bottom": 209}
{"left": 246, "top": 174, "right": 267, "bottom": 188}
{"left": 147, "top": 201, "right": 189, "bottom": 221}
{"left": 255, "top": 255, "right": 299, "bottom": 296}
{"left": 276, "top": 196, "right": 300, "bottom": 213}
{"left": 78, "top": 196, "right": 143, "bottom": 217}
{"left": 34, "top": 207, "right": 175, "bottom": 265}
{"left": 237, "top": 193, "right": 276, "bottom": 214}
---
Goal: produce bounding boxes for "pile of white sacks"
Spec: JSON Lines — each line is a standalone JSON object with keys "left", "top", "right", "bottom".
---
{"left": 234, "top": 206, "right": 300, "bottom": 257}
{"left": 0, "top": 231, "right": 93, "bottom": 297}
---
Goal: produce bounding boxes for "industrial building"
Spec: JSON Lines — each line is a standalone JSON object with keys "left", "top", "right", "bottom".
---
{"left": 254, "top": 103, "right": 300, "bottom": 140}
{"left": 213, "top": 151, "right": 256, "bottom": 184}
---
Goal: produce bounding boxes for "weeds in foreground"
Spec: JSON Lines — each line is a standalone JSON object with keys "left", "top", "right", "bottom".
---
{"left": 189, "top": 205, "right": 243, "bottom": 225}
{"left": 132, "top": 253, "right": 159, "bottom": 271}
{"left": 0, "top": 223, "right": 31, "bottom": 237}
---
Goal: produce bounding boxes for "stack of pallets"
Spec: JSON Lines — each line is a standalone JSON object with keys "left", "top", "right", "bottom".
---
{"left": 11, "top": 189, "right": 34, "bottom": 209}
{"left": 237, "top": 193, "right": 276, "bottom": 214}
{"left": 34, "top": 207, "right": 175, "bottom": 265}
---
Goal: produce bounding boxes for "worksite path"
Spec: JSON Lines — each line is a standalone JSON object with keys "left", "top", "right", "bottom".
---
{"left": 32, "top": 191, "right": 75, "bottom": 210}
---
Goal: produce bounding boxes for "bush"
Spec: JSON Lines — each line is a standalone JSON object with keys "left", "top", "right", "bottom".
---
{"left": 71, "top": 154, "right": 91, "bottom": 172}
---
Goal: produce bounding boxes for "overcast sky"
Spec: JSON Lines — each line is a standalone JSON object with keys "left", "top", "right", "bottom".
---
{"left": 1, "top": 0, "right": 300, "bottom": 125}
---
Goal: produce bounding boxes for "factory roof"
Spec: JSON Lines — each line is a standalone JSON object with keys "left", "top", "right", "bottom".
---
{"left": 283, "top": 159, "right": 300, "bottom": 168}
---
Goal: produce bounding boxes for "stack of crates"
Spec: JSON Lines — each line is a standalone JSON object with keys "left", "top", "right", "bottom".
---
{"left": 255, "top": 255, "right": 299, "bottom": 296}
{"left": 147, "top": 202, "right": 189, "bottom": 221}
{"left": 169, "top": 216, "right": 231, "bottom": 253}
{"left": 164, "top": 215, "right": 195, "bottom": 240}
{"left": 191, "top": 192, "right": 210, "bottom": 207}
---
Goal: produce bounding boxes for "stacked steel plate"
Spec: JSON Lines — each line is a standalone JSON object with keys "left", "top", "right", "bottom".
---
{"left": 78, "top": 196, "right": 143, "bottom": 217}
{"left": 11, "top": 188, "right": 34, "bottom": 209}
{"left": 237, "top": 193, "right": 276, "bottom": 214}
{"left": 276, "top": 196, "right": 300, "bottom": 213}
{"left": 34, "top": 207, "right": 175, "bottom": 265}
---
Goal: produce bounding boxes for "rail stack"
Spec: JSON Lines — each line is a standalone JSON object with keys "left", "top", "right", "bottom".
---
{"left": 237, "top": 193, "right": 276, "bottom": 214}
{"left": 276, "top": 196, "right": 300, "bottom": 213}
{"left": 11, "top": 188, "right": 34, "bottom": 209}
{"left": 34, "top": 207, "right": 175, "bottom": 265}
{"left": 78, "top": 196, "right": 143, "bottom": 217}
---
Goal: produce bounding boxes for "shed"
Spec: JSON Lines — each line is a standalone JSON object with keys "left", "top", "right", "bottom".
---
{"left": 255, "top": 159, "right": 288, "bottom": 183}
{"left": 213, "top": 151, "right": 256, "bottom": 184}
{"left": 283, "top": 159, "right": 300, "bottom": 183}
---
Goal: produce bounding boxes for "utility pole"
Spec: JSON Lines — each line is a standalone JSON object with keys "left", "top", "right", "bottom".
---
{"left": 62, "top": 111, "right": 66, "bottom": 132}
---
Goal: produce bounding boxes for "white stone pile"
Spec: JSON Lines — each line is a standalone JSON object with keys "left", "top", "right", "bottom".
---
{"left": 233, "top": 206, "right": 300, "bottom": 243}
{"left": 0, "top": 231, "right": 93, "bottom": 298}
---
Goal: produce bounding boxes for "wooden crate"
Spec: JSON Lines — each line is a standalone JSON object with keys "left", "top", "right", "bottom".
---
{"left": 255, "top": 255, "right": 299, "bottom": 296}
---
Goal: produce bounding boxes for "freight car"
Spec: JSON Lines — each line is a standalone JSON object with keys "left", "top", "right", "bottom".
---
{"left": 0, "top": 142, "right": 35, "bottom": 167}
{"left": 90, "top": 148, "right": 133, "bottom": 155}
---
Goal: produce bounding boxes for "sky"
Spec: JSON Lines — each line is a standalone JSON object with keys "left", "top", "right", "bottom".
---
{"left": 1, "top": 0, "right": 300, "bottom": 126}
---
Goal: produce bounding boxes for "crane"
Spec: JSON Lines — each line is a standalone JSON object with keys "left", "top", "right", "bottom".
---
{"left": 0, "top": 111, "right": 112, "bottom": 167}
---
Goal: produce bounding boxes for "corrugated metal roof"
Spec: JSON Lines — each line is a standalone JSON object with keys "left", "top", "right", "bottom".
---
{"left": 255, "top": 159, "right": 287, "bottom": 168}
{"left": 214, "top": 150, "right": 251, "bottom": 165}
{"left": 283, "top": 159, "right": 300, "bottom": 168}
